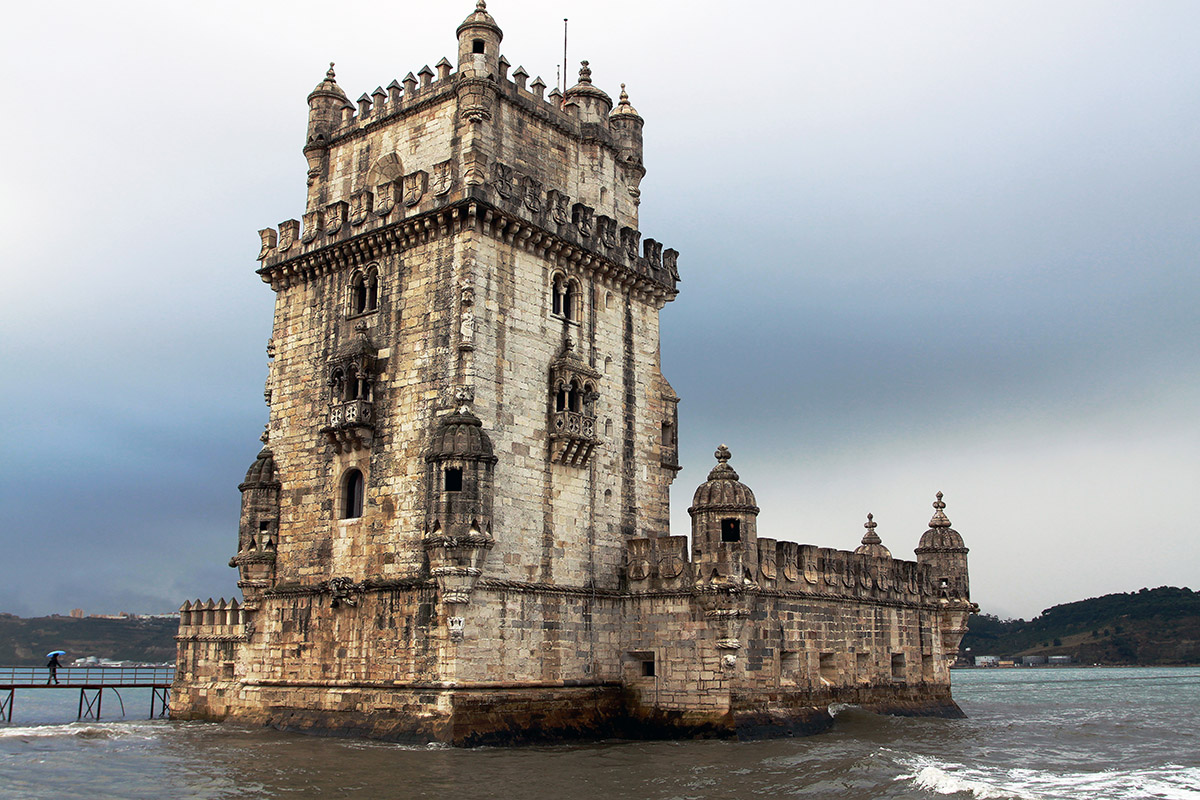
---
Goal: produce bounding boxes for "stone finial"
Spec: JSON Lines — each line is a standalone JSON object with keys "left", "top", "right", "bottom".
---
{"left": 260, "top": 424, "right": 270, "bottom": 445}
{"left": 498, "top": 54, "right": 510, "bottom": 80}
{"left": 326, "top": 62, "right": 336, "bottom": 80}
{"left": 531, "top": 76, "right": 546, "bottom": 100}
{"left": 578, "top": 60, "right": 592, "bottom": 84}
{"left": 357, "top": 93, "right": 371, "bottom": 115}
{"left": 403, "top": 72, "right": 418, "bottom": 94}
{"left": 929, "top": 491, "right": 951, "bottom": 528}
{"left": 436, "top": 57, "right": 452, "bottom": 81}
{"left": 862, "top": 513, "right": 881, "bottom": 545}
{"left": 512, "top": 66, "right": 528, "bottom": 90}
{"left": 612, "top": 82, "right": 641, "bottom": 118}
{"left": 476, "top": 0, "right": 486, "bottom": 8}
{"left": 707, "top": 444, "right": 740, "bottom": 482}
{"left": 387, "top": 79, "right": 402, "bottom": 105}
{"left": 418, "top": 65, "right": 434, "bottom": 88}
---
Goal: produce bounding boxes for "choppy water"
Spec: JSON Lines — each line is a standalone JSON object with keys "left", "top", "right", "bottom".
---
{"left": 1, "top": 667, "right": 1198, "bottom": 799}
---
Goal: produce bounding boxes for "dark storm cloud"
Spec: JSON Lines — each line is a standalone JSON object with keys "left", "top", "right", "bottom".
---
{"left": 1, "top": 1, "right": 1196, "bottom": 619}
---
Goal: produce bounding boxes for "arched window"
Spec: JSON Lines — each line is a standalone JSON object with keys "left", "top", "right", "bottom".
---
{"left": 555, "top": 383, "right": 567, "bottom": 412}
{"left": 551, "top": 273, "right": 565, "bottom": 316}
{"left": 568, "top": 379, "right": 581, "bottom": 412}
{"left": 366, "top": 268, "right": 379, "bottom": 311}
{"left": 564, "top": 278, "right": 580, "bottom": 322}
{"left": 348, "top": 265, "right": 381, "bottom": 316}
{"left": 350, "top": 271, "right": 367, "bottom": 315}
{"left": 583, "top": 382, "right": 596, "bottom": 414}
{"left": 330, "top": 368, "right": 345, "bottom": 402}
{"left": 342, "top": 469, "right": 364, "bottom": 519}
{"left": 345, "top": 365, "right": 359, "bottom": 400}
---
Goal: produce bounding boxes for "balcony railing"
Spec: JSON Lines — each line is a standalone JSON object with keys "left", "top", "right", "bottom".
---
{"left": 327, "top": 398, "right": 374, "bottom": 429}
{"left": 550, "top": 410, "right": 598, "bottom": 467}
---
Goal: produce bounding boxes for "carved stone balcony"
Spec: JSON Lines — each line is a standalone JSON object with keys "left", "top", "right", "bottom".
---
{"left": 322, "top": 399, "right": 374, "bottom": 453}
{"left": 549, "top": 409, "right": 598, "bottom": 467}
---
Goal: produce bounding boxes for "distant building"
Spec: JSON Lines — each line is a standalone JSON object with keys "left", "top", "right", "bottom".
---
{"left": 1022, "top": 655, "right": 1047, "bottom": 666}
{"left": 975, "top": 655, "right": 1000, "bottom": 667}
{"left": 69, "top": 608, "right": 84, "bottom": 619}
{"left": 1048, "top": 655, "right": 1072, "bottom": 665}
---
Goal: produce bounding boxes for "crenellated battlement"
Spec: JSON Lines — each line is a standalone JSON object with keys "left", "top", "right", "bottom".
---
{"left": 176, "top": 598, "right": 246, "bottom": 638}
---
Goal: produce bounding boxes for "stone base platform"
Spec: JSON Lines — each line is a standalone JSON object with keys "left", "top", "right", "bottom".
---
{"left": 171, "top": 681, "right": 964, "bottom": 746}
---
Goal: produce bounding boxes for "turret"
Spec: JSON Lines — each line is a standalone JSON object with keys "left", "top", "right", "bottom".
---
{"left": 689, "top": 445, "right": 760, "bottom": 587}
{"left": 914, "top": 492, "right": 969, "bottom": 600}
{"left": 423, "top": 403, "right": 498, "bottom": 606}
{"left": 456, "top": 0, "right": 502, "bottom": 77}
{"left": 609, "top": 84, "right": 645, "bottom": 178}
{"left": 304, "top": 63, "right": 349, "bottom": 203}
{"left": 229, "top": 440, "right": 281, "bottom": 608}
{"left": 564, "top": 61, "right": 613, "bottom": 124}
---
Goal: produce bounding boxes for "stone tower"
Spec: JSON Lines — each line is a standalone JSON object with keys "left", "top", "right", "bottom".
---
{"left": 174, "top": 3, "right": 976, "bottom": 744}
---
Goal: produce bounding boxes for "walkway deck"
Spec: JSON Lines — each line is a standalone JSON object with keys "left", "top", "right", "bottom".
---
{"left": 0, "top": 666, "right": 174, "bottom": 722}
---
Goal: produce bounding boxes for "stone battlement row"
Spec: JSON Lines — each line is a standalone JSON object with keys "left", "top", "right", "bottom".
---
{"left": 626, "top": 535, "right": 945, "bottom": 602}
{"left": 178, "top": 598, "right": 245, "bottom": 629}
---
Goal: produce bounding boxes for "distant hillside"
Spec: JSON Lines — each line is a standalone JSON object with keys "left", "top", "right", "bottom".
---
{"left": 0, "top": 614, "right": 178, "bottom": 666}
{"left": 961, "top": 586, "right": 1200, "bottom": 665}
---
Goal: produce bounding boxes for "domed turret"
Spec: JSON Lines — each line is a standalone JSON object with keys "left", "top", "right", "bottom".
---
{"left": 232, "top": 442, "right": 282, "bottom": 607}
{"left": 915, "top": 492, "right": 970, "bottom": 599}
{"left": 689, "top": 445, "right": 760, "bottom": 586}
{"left": 456, "top": 0, "right": 503, "bottom": 76}
{"left": 854, "top": 513, "right": 892, "bottom": 559}
{"left": 424, "top": 404, "right": 498, "bottom": 607}
{"left": 564, "top": 60, "right": 613, "bottom": 123}
{"left": 304, "top": 63, "right": 350, "bottom": 198}
{"left": 609, "top": 83, "right": 645, "bottom": 178}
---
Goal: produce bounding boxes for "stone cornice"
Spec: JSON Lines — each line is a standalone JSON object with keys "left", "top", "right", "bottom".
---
{"left": 257, "top": 194, "right": 678, "bottom": 304}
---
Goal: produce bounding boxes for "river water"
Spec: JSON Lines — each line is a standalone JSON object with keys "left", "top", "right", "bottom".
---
{"left": 2, "top": 667, "right": 1197, "bottom": 799}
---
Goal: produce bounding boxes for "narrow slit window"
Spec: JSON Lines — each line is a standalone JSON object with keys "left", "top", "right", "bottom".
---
{"left": 444, "top": 467, "right": 463, "bottom": 493}
{"left": 342, "top": 469, "right": 364, "bottom": 519}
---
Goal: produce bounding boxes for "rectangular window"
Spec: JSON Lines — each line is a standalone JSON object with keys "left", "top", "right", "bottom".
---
{"left": 641, "top": 659, "right": 656, "bottom": 677}
{"left": 819, "top": 652, "right": 837, "bottom": 684}
{"left": 721, "top": 518, "right": 741, "bottom": 542}
{"left": 891, "top": 653, "right": 907, "bottom": 681}
{"left": 780, "top": 650, "right": 799, "bottom": 685}
{"left": 444, "top": 467, "right": 463, "bottom": 493}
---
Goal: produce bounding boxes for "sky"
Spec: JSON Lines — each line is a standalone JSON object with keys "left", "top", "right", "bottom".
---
{"left": 2, "top": 1, "right": 1197, "bottom": 621}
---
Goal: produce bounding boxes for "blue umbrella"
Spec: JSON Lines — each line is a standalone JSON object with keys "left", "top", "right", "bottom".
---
{"left": 46, "top": 650, "right": 66, "bottom": 657}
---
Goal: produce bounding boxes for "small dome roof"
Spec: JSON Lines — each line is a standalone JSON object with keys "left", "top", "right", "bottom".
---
{"left": 457, "top": 0, "right": 502, "bottom": 40}
{"left": 854, "top": 513, "right": 892, "bottom": 558}
{"left": 609, "top": 84, "right": 642, "bottom": 120}
{"left": 426, "top": 407, "right": 497, "bottom": 463}
{"left": 916, "top": 492, "right": 967, "bottom": 552}
{"left": 309, "top": 63, "right": 348, "bottom": 103}
{"left": 689, "top": 445, "right": 759, "bottom": 513}
{"left": 564, "top": 61, "right": 612, "bottom": 106}
{"left": 240, "top": 447, "right": 279, "bottom": 489}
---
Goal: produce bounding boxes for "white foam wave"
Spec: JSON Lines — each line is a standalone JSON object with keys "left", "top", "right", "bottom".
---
{"left": 904, "top": 764, "right": 1036, "bottom": 799}
{"left": 0, "top": 722, "right": 159, "bottom": 741}
{"left": 898, "top": 756, "right": 1200, "bottom": 800}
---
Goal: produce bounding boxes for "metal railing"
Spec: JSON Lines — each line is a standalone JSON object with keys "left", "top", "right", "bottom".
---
{"left": 0, "top": 666, "right": 174, "bottom": 687}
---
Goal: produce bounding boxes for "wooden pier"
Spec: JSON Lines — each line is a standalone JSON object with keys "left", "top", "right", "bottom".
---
{"left": 0, "top": 666, "right": 173, "bottom": 722}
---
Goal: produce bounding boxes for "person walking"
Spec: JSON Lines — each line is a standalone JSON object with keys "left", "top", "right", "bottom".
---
{"left": 46, "top": 652, "right": 62, "bottom": 685}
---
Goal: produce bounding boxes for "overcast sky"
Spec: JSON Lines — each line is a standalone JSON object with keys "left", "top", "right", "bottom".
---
{"left": 2, "top": 1, "right": 1197, "bottom": 621}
